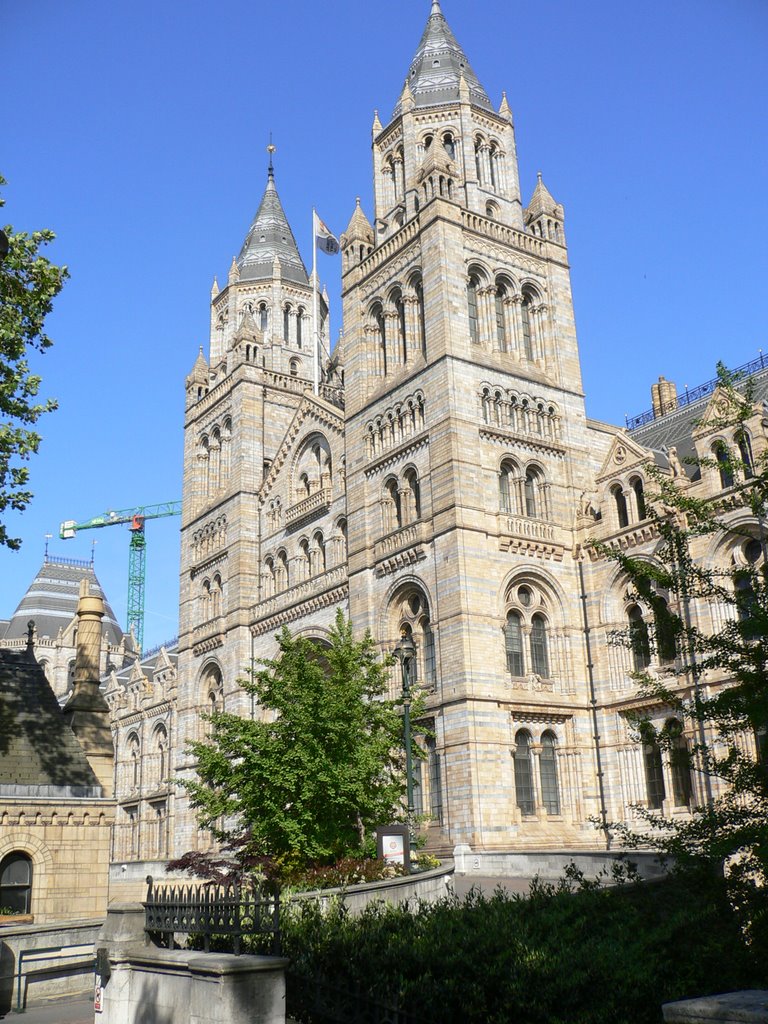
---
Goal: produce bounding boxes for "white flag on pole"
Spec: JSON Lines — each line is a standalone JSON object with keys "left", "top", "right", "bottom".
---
{"left": 314, "top": 212, "right": 339, "bottom": 255}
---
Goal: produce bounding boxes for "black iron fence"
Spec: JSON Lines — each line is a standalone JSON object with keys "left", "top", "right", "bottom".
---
{"left": 143, "top": 875, "right": 280, "bottom": 955}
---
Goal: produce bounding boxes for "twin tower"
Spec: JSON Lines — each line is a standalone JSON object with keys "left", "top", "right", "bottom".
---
{"left": 175, "top": 0, "right": 599, "bottom": 854}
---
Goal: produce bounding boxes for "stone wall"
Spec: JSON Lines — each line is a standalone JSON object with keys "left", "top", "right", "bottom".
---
{"left": 453, "top": 845, "right": 666, "bottom": 881}
{"left": 0, "top": 918, "right": 101, "bottom": 1013}
{"left": 0, "top": 799, "right": 114, "bottom": 922}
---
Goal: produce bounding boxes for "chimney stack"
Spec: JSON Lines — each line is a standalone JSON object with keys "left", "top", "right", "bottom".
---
{"left": 651, "top": 376, "right": 678, "bottom": 418}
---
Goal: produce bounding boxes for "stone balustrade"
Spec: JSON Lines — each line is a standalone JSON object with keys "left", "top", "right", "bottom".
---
{"left": 374, "top": 520, "right": 427, "bottom": 562}
{"left": 285, "top": 486, "right": 332, "bottom": 528}
{"left": 252, "top": 564, "right": 347, "bottom": 621}
{"left": 461, "top": 209, "right": 545, "bottom": 257}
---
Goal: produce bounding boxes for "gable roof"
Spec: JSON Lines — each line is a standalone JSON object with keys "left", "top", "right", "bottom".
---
{"left": 0, "top": 649, "right": 101, "bottom": 794}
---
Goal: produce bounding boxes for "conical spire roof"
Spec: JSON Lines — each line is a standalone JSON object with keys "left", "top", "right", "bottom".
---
{"left": 1, "top": 556, "right": 124, "bottom": 645}
{"left": 236, "top": 168, "right": 308, "bottom": 286}
{"left": 527, "top": 172, "right": 561, "bottom": 219}
{"left": 343, "top": 198, "right": 374, "bottom": 245}
{"left": 393, "top": 0, "right": 492, "bottom": 117}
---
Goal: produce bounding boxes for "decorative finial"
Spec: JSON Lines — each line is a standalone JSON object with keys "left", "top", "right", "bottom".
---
{"left": 537, "top": 171, "right": 543, "bottom": 183}
{"left": 431, "top": 0, "right": 441, "bottom": 14}
{"left": 44, "top": 533, "right": 51, "bottom": 561}
{"left": 267, "top": 133, "right": 276, "bottom": 176}
{"left": 356, "top": 197, "right": 361, "bottom": 207}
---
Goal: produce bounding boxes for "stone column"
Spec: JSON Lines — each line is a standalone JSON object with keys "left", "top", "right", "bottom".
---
{"left": 62, "top": 580, "right": 115, "bottom": 794}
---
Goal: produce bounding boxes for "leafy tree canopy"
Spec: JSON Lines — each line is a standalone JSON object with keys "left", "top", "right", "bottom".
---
{"left": 0, "top": 175, "right": 68, "bottom": 549}
{"left": 183, "top": 611, "right": 420, "bottom": 874}
{"left": 595, "top": 364, "right": 768, "bottom": 952}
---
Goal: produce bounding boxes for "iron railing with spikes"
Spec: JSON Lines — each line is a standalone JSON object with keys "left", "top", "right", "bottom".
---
{"left": 144, "top": 875, "right": 280, "bottom": 956}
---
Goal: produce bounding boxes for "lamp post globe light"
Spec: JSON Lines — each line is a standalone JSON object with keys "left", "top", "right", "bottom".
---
{"left": 393, "top": 627, "right": 417, "bottom": 855}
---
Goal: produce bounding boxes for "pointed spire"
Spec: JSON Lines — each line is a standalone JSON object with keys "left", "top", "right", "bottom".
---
{"left": 228, "top": 256, "right": 240, "bottom": 284}
{"left": 499, "top": 91, "right": 512, "bottom": 121}
{"left": 235, "top": 166, "right": 308, "bottom": 286}
{"left": 527, "top": 171, "right": 559, "bottom": 217}
{"left": 342, "top": 197, "right": 374, "bottom": 251}
{"left": 211, "top": 275, "right": 219, "bottom": 298}
{"left": 188, "top": 345, "right": 209, "bottom": 383}
{"left": 372, "top": 109, "right": 382, "bottom": 134}
{"left": 393, "top": 0, "right": 492, "bottom": 117}
{"left": 400, "top": 78, "right": 415, "bottom": 113}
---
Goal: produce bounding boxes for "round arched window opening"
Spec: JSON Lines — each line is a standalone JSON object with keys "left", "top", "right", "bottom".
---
{"left": 744, "top": 539, "right": 763, "bottom": 564}
{"left": 0, "top": 852, "right": 32, "bottom": 914}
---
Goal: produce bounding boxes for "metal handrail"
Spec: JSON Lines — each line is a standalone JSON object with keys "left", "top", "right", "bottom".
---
{"left": 15, "top": 944, "right": 95, "bottom": 1013}
{"left": 626, "top": 351, "right": 768, "bottom": 431}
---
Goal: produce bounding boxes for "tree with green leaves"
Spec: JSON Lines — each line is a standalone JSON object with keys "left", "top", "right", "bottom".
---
{"left": 183, "top": 611, "right": 420, "bottom": 875}
{"left": 596, "top": 364, "right": 768, "bottom": 950}
{"left": 0, "top": 175, "right": 68, "bottom": 549}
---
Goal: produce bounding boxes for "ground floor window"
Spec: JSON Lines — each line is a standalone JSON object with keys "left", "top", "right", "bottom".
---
{"left": 0, "top": 852, "right": 32, "bottom": 914}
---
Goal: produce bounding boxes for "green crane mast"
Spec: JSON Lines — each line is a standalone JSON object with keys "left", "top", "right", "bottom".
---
{"left": 59, "top": 501, "right": 181, "bottom": 653}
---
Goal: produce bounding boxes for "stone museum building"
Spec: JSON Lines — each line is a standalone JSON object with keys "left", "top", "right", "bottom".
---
{"left": 3, "top": 1, "right": 765, "bottom": 908}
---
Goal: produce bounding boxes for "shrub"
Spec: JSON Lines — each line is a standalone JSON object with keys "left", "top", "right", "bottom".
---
{"left": 276, "top": 868, "right": 763, "bottom": 1024}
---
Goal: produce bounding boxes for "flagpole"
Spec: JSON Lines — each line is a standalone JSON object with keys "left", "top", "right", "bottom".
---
{"left": 312, "top": 209, "right": 319, "bottom": 397}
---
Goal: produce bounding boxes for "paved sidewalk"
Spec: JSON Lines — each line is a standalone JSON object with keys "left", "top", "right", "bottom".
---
{"left": 452, "top": 874, "right": 534, "bottom": 899}
{"left": 1, "top": 995, "right": 93, "bottom": 1023}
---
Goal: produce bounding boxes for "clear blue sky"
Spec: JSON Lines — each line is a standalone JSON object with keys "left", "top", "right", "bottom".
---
{"left": 2, "top": 0, "right": 767, "bottom": 649}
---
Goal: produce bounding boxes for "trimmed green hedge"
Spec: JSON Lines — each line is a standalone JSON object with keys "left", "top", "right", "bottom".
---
{"left": 269, "top": 869, "right": 763, "bottom": 1024}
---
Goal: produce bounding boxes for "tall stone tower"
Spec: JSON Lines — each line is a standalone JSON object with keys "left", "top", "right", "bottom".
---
{"left": 175, "top": 164, "right": 332, "bottom": 851}
{"left": 340, "top": 0, "right": 601, "bottom": 849}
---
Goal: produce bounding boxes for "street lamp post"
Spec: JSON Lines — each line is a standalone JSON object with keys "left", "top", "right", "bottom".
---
{"left": 393, "top": 628, "right": 416, "bottom": 855}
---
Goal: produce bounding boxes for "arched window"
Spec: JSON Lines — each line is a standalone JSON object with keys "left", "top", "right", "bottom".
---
{"left": 474, "top": 138, "right": 483, "bottom": 184}
{"left": 520, "top": 293, "right": 534, "bottom": 359}
{"left": 414, "top": 278, "right": 426, "bottom": 358}
{"left": 290, "top": 358, "right": 300, "bottom": 377}
{"left": 426, "top": 736, "right": 443, "bottom": 823}
{"left": 383, "top": 478, "right": 402, "bottom": 532}
{"left": 539, "top": 731, "right": 560, "bottom": 814}
{"left": 128, "top": 733, "right": 141, "bottom": 790}
{"left": 404, "top": 468, "right": 421, "bottom": 521}
{"left": 393, "top": 290, "right": 406, "bottom": 364}
{"left": 312, "top": 531, "right": 326, "bottom": 575}
{"left": 505, "top": 612, "right": 524, "bottom": 676}
{"left": 153, "top": 724, "right": 168, "bottom": 784}
{"left": 628, "top": 605, "right": 651, "bottom": 671}
{"left": 442, "top": 132, "right": 455, "bottom": 160}
{"left": 524, "top": 469, "right": 541, "bottom": 518}
{"left": 631, "top": 477, "right": 647, "bottom": 520}
{"left": 259, "top": 303, "right": 268, "bottom": 332}
{"left": 499, "top": 460, "right": 516, "bottom": 513}
{"left": 654, "top": 596, "right": 677, "bottom": 663}
{"left": 296, "top": 308, "right": 304, "bottom": 349}
{"left": 373, "top": 303, "right": 387, "bottom": 376}
{"left": 0, "top": 853, "right": 32, "bottom": 914}
{"left": 283, "top": 305, "right": 292, "bottom": 342}
{"left": 204, "top": 665, "right": 224, "bottom": 713}
{"left": 530, "top": 614, "right": 549, "bottom": 678}
{"left": 489, "top": 143, "right": 499, "bottom": 190}
{"left": 495, "top": 283, "right": 508, "bottom": 351}
{"left": 421, "top": 615, "right": 436, "bottom": 688}
{"left": 735, "top": 571, "right": 756, "bottom": 623}
{"left": 643, "top": 736, "right": 666, "bottom": 809}
{"left": 612, "top": 485, "right": 629, "bottom": 528}
{"left": 714, "top": 442, "right": 734, "bottom": 490}
{"left": 736, "top": 430, "right": 755, "bottom": 478}
{"left": 467, "top": 275, "right": 479, "bottom": 345}
{"left": 514, "top": 730, "right": 535, "bottom": 815}
{"left": 276, "top": 550, "right": 289, "bottom": 590}
{"left": 666, "top": 718, "right": 692, "bottom": 807}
